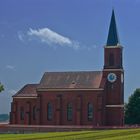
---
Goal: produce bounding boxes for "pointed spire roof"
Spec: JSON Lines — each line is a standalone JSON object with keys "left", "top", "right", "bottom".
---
{"left": 106, "top": 10, "right": 119, "bottom": 46}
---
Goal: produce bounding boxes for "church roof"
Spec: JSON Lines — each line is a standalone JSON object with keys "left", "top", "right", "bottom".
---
{"left": 37, "top": 71, "right": 103, "bottom": 90}
{"left": 106, "top": 10, "right": 120, "bottom": 46}
{"left": 13, "top": 71, "right": 104, "bottom": 97}
{"left": 13, "top": 84, "right": 38, "bottom": 97}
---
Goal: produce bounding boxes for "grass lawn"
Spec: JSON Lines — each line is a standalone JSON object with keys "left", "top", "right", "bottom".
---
{"left": 1, "top": 129, "right": 140, "bottom": 140}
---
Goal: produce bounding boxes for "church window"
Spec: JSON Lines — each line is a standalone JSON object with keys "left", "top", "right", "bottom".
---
{"left": 67, "top": 103, "right": 72, "bottom": 121}
{"left": 88, "top": 103, "right": 93, "bottom": 121}
{"left": 109, "top": 53, "right": 114, "bottom": 66}
{"left": 47, "top": 103, "right": 53, "bottom": 121}
{"left": 20, "top": 107, "right": 24, "bottom": 120}
{"left": 33, "top": 106, "right": 36, "bottom": 120}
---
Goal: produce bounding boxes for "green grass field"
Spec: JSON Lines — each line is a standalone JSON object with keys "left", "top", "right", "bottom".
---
{"left": 1, "top": 129, "right": 140, "bottom": 140}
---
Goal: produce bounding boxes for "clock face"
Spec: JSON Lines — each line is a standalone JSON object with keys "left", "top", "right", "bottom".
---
{"left": 107, "top": 73, "right": 117, "bottom": 83}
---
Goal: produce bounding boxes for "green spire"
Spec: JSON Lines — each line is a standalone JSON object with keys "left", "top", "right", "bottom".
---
{"left": 106, "top": 10, "right": 119, "bottom": 46}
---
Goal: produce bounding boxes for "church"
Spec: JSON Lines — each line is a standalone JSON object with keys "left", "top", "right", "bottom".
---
{"left": 10, "top": 10, "right": 124, "bottom": 126}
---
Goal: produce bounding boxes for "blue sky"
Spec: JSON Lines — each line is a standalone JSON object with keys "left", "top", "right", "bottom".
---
{"left": 0, "top": 0, "right": 140, "bottom": 114}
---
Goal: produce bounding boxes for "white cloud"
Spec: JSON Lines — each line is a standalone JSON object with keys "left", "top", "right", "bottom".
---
{"left": 8, "top": 89, "right": 17, "bottom": 95}
{"left": 27, "top": 28, "right": 80, "bottom": 50}
{"left": 6, "top": 65, "right": 15, "bottom": 70}
{"left": 17, "top": 27, "right": 98, "bottom": 51}
{"left": 18, "top": 32, "right": 24, "bottom": 42}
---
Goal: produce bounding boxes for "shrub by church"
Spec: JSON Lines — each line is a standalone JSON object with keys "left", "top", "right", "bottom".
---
{"left": 10, "top": 11, "right": 124, "bottom": 126}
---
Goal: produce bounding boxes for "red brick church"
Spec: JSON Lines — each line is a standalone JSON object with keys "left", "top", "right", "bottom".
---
{"left": 10, "top": 10, "right": 124, "bottom": 126}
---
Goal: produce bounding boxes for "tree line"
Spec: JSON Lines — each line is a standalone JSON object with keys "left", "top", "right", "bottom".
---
{"left": 125, "top": 88, "right": 140, "bottom": 124}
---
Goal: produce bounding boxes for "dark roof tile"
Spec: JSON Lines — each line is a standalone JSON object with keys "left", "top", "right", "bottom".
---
{"left": 37, "top": 71, "right": 103, "bottom": 89}
{"left": 13, "top": 84, "right": 38, "bottom": 97}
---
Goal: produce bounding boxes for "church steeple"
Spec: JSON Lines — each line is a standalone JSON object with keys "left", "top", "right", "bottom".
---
{"left": 106, "top": 10, "right": 119, "bottom": 46}
{"left": 104, "top": 10, "right": 123, "bottom": 69}
{"left": 103, "top": 10, "right": 124, "bottom": 126}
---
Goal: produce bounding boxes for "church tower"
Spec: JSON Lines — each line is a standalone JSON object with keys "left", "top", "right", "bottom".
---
{"left": 103, "top": 10, "right": 124, "bottom": 126}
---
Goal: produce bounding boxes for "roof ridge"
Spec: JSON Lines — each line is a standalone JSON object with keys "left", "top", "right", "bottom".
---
{"left": 44, "top": 71, "right": 102, "bottom": 73}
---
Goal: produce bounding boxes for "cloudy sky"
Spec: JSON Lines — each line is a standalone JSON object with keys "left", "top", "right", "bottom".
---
{"left": 0, "top": 0, "right": 140, "bottom": 114}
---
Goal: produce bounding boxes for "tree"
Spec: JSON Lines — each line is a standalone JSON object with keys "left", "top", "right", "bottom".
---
{"left": 125, "top": 88, "right": 140, "bottom": 124}
{"left": 0, "top": 83, "right": 4, "bottom": 92}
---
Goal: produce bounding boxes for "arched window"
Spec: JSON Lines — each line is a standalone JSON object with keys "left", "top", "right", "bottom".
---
{"left": 67, "top": 103, "right": 72, "bottom": 121}
{"left": 20, "top": 107, "right": 24, "bottom": 120}
{"left": 88, "top": 103, "right": 93, "bottom": 121}
{"left": 47, "top": 103, "right": 53, "bottom": 121}
{"left": 33, "top": 106, "right": 36, "bottom": 120}
{"left": 109, "top": 53, "right": 114, "bottom": 66}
